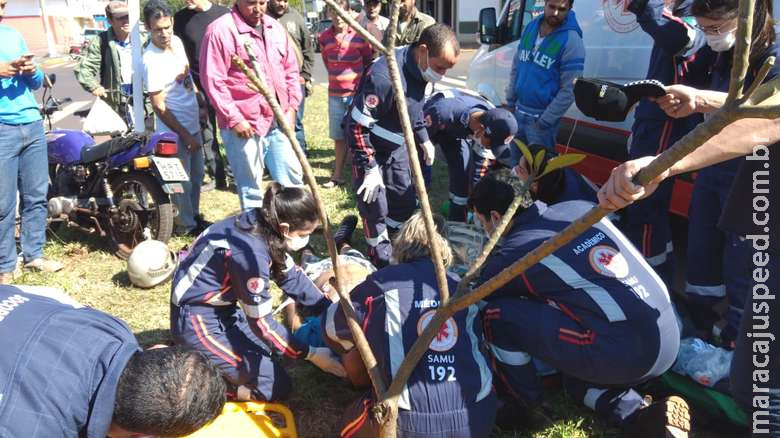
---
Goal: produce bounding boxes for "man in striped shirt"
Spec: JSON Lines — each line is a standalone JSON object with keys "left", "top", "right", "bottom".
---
{"left": 319, "top": 0, "right": 373, "bottom": 188}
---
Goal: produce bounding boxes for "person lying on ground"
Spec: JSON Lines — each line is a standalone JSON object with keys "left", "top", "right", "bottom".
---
{"left": 469, "top": 172, "right": 690, "bottom": 437}
{"left": 281, "top": 214, "right": 375, "bottom": 343}
{"left": 323, "top": 212, "right": 497, "bottom": 437}
{"left": 0, "top": 284, "right": 225, "bottom": 437}
{"left": 170, "top": 183, "right": 345, "bottom": 403}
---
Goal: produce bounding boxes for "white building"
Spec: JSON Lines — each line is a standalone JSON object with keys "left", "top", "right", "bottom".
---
{"left": 417, "top": 0, "right": 503, "bottom": 43}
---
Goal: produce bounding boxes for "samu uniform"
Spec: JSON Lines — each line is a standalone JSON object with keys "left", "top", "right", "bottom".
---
{"left": 345, "top": 46, "right": 429, "bottom": 267}
{"left": 685, "top": 41, "right": 780, "bottom": 343}
{"left": 170, "top": 210, "right": 329, "bottom": 401}
{"left": 0, "top": 285, "right": 140, "bottom": 437}
{"left": 324, "top": 259, "right": 497, "bottom": 437}
{"left": 421, "top": 89, "right": 506, "bottom": 222}
{"left": 480, "top": 201, "right": 679, "bottom": 426}
{"left": 623, "top": 0, "right": 714, "bottom": 288}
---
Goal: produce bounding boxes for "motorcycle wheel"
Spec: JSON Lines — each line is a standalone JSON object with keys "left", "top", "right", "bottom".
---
{"left": 108, "top": 172, "right": 174, "bottom": 259}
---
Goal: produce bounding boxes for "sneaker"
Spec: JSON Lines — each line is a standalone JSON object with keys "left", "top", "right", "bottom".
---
{"left": 24, "top": 258, "right": 64, "bottom": 273}
{"left": 333, "top": 215, "right": 358, "bottom": 250}
{"left": 195, "top": 215, "right": 213, "bottom": 233}
{"left": 624, "top": 395, "right": 691, "bottom": 438}
{"left": 0, "top": 272, "right": 13, "bottom": 285}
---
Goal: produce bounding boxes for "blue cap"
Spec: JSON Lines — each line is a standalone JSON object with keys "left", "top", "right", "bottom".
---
{"left": 481, "top": 108, "right": 519, "bottom": 167}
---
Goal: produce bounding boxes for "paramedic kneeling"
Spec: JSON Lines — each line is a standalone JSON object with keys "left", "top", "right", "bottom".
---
{"left": 0, "top": 284, "right": 225, "bottom": 437}
{"left": 469, "top": 174, "right": 688, "bottom": 437}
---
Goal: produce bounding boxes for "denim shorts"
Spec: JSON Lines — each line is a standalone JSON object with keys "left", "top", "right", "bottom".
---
{"left": 328, "top": 95, "right": 352, "bottom": 140}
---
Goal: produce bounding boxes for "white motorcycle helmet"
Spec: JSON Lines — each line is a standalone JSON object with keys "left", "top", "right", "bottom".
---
{"left": 127, "top": 239, "right": 177, "bottom": 288}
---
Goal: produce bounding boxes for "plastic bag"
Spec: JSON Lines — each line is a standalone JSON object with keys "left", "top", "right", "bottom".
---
{"left": 83, "top": 97, "right": 127, "bottom": 135}
{"left": 672, "top": 337, "right": 733, "bottom": 387}
{"left": 446, "top": 221, "right": 488, "bottom": 277}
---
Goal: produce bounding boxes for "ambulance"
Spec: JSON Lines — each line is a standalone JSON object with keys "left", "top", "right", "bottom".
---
{"left": 469, "top": 0, "right": 692, "bottom": 216}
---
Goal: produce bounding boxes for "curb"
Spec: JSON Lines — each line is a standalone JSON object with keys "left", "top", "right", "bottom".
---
{"left": 41, "top": 56, "right": 74, "bottom": 68}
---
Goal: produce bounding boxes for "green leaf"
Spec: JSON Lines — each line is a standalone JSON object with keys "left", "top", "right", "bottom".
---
{"left": 533, "top": 148, "right": 546, "bottom": 174}
{"left": 515, "top": 139, "right": 534, "bottom": 169}
{"left": 539, "top": 153, "right": 587, "bottom": 178}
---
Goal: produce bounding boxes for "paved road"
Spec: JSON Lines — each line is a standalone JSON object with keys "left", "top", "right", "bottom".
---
{"left": 39, "top": 58, "right": 94, "bottom": 131}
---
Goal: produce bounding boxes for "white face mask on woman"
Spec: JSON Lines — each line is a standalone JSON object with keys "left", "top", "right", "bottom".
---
{"left": 706, "top": 31, "right": 737, "bottom": 52}
{"left": 285, "top": 234, "right": 310, "bottom": 252}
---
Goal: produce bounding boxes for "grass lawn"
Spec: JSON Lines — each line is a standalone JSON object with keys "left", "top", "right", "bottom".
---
{"left": 18, "top": 85, "right": 660, "bottom": 437}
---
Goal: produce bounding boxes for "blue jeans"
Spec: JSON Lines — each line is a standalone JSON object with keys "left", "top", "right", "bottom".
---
{"left": 221, "top": 127, "right": 303, "bottom": 211}
{"left": 173, "top": 136, "right": 205, "bottom": 233}
{"left": 295, "top": 84, "right": 308, "bottom": 155}
{"left": 0, "top": 121, "right": 48, "bottom": 273}
{"left": 514, "top": 111, "right": 558, "bottom": 151}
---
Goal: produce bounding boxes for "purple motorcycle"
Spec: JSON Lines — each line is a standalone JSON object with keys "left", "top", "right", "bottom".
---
{"left": 41, "top": 74, "right": 185, "bottom": 258}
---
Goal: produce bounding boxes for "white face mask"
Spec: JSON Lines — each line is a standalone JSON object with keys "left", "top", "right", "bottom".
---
{"left": 285, "top": 234, "right": 310, "bottom": 252}
{"left": 706, "top": 31, "right": 736, "bottom": 52}
{"left": 421, "top": 51, "right": 443, "bottom": 83}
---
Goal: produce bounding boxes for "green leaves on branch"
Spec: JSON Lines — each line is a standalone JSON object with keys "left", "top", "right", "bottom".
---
{"left": 540, "top": 153, "right": 586, "bottom": 178}
{"left": 513, "top": 138, "right": 586, "bottom": 178}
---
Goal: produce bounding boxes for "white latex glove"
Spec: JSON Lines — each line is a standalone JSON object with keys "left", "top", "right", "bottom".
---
{"left": 356, "top": 166, "right": 385, "bottom": 204}
{"left": 306, "top": 346, "right": 347, "bottom": 378}
{"left": 420, "top": 140, "right": 435, "bottom": 166}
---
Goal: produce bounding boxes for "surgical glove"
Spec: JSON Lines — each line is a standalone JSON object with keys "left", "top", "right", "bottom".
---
{"left": 306, "top": 347, "right": 347, "bottom": 378}
{"left": 421, "top": 140, "right": 435, "bottom": 166}
{"left": 356, "top": 166, "right": 385, "bottom": 204}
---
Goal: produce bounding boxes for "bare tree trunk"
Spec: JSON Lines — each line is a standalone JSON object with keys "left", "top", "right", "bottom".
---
{"left": 234, "top": 1, "right": 780, "bottom": 436}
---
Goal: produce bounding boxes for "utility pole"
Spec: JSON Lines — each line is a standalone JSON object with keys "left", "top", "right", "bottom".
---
{"left": 129, "top": 0, "right": 144, "bottom": 133}
{"left": 38, "top": 0, "right": 57, "bottom": 57}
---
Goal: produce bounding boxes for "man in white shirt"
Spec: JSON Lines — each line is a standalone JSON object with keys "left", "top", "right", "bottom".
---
{"left": 142, "top": 0, "right": 206, "bottom": 236}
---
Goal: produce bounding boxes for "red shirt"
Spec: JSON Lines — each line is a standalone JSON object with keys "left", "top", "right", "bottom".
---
{"left": 318, "top": 26, "right": 373, "bottom": 97}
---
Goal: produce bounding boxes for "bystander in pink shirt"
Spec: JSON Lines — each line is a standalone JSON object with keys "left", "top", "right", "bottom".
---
{"left": 199, "top": 8, "right": 302, "bottom": 136}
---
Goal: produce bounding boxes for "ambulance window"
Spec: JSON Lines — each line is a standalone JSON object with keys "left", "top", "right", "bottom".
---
{"left": 499, "top": 0, "right": 544, "bottom": 43}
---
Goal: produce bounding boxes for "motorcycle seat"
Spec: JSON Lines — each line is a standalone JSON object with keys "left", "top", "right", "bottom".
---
{"left": 79, "top": 134, "right": 142, "bottom": 163}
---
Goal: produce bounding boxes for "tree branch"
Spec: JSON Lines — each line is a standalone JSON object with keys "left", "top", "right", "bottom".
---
{"left": 231, "top": 55, "right": 389, "bottom": 402}
{"left": 726, "top": 0, "right": 755, "bottom": 103}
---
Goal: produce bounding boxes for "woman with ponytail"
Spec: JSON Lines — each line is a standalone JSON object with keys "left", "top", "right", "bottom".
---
{"left": 170, "top": 183, "right": 346, "bottom": 402}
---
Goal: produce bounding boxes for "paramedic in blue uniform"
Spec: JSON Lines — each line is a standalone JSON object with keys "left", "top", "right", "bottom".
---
{"left": 345, "top": 24, "right": 459, "bottom": 267}
{"left": 512, "top": 143, "right": 597, "bottom": 205}
{"left": 0, "top": 284, "right": 226, "bottom": 437}
{"left": 420, "top": 88, "right": 518, "bottom": 221}
{"left": 469, "top": 174, "right": 690, "bottom": 436}
{"left": 505, "top": 0, "right": 585, "bottom": 151}
{"left": 654, "top": 0, "right": 779, "bottom": 346}
{"left": 170, "top": 183, "right": 345, "bottom": 402}
{"left": 599, "top": 110, "right": 780, "bottom": 438}
{"left": 323, "top": 212, "right": 496, "bottom": 437}
{"left": 623, "top": 0, "right": 714, "bottom": 287}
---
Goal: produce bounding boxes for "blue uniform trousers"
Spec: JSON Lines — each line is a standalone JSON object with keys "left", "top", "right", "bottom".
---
{"left": 171, "top": 304, "right": 292, "bottom": 401}
{"left": 686, "top": 161, "right": 749, "bottom": 342}
{"left": 352, "top": 146, "right": 416, "bottom": 267}
{"left": 622, "top": 119, "right": 686, "bottom": 288}
{"left": 483, "top": 298, "right": 679, "bottom": 426}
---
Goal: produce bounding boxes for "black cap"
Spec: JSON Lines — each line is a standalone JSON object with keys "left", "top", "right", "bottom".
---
{"left": 574, "top": 78, "right": 665, "bottom": 122}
